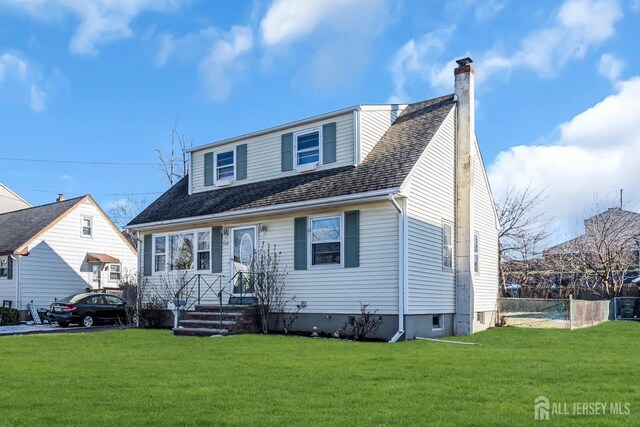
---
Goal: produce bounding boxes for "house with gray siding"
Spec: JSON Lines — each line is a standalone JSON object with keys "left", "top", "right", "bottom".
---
{"left": 127, "top": 58, "right": 499, "bottom": 340}
{"left": 0, "top": 195, "right": 137, "bottom": 317}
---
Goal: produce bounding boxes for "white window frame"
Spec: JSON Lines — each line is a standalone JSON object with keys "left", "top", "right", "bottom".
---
{"left": 152, "top": 229, "right": 212, "bottom": 275}
{"left": 308, "top": 213, "right": 344, "bottom": 269}
{"left": 432, "top": 314, "right": 443, "bottom": 330}
{"left": 109, "top": 263, "right": 122, "bottom": 282}
{"left": 476, "top": 311, "right": 485, "bottom": 324}
{"left": 442, "top": 220, "right": 453, "bottom": 271}
{"left": 153, "top": 235, "right": 167, "bottom": 274}
{"left": 214, "top": 147, "right": 236, "bottom": 186}
{"left": 195, "top": 229, "right": 212, "bottom": 271}
{"left": 0, "top": 256, "right": 7, "bottom": 278}
{"left": 294, "top": 127, "right": 322, "bottom": 169}
{"left": 81, "top": 216, "right": 93, "bottom": 238}
{"left": 473, "top": 231, "right": 480, "bottom": 274}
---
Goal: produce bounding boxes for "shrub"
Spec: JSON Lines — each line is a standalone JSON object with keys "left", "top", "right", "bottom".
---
{"left": 0, "top": 307, "right": 20, "bottom": 325}
{"left": 348, "top": 302, "right": 384, "bottom": 341}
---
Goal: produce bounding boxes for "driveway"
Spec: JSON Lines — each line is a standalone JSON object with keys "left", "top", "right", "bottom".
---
{"left": 0, "top": 324, "right": 124, "bottom": 336}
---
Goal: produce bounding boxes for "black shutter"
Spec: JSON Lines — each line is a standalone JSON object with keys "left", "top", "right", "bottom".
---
{"left": 211, "top": 226, "right": 223, "bottom": 273}
{"left": 143, "top": 234, "right": 152, "bottom": 276}
{"left": 281, "top": 133, "right": 293, "bottom": 172}
{"left": 344, "top": 211, "right": 360, "bottom": 268}
{"left": 7, "top": 256, "right": 13, "bottom": 280}
{"left": 322, "top": 122, "right": 337, "bottom": 164}
{"left": 236, "top": 144, "right": 247, "bottom": 180}
{"left": 204, "top": 152, "right": 214, "bottom": 186}
{"left": 294, "top": 217, "right": 307, "bottom": 270}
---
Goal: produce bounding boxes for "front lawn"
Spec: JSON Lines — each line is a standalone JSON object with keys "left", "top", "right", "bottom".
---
{"left": 0, "top": 322, "right": 638, "bottom": 426}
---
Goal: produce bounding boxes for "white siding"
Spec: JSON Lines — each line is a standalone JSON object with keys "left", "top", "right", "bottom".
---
{"left": 141, "top": 201, "right": 399, "bottom": 314}
{"left": 359, "top": 106, "right": 404, "bottom": 162}
{"left": 16, "top": 200, "right": 137, "bottom": 310}
{"left": 471, "top": 138, "right": 500, "bottom": 312}
{"left": 0, "top": 184, "right": 30, "bottom": 214}
{"left": 191, "top": 113, "right": 354, "bottom": 193}
{"left": 0, "top": 255, "right": 17, "bottom": 306}
{"left": 405, "top": 108, "right": 456, "bottom": 314}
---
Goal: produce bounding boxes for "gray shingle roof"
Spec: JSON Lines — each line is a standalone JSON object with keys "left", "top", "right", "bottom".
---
{"left": 0, "top": 197, "right": 85, "bottom": 255}
{"left": 128, "top": 95, "right": 455, "bottom": 227}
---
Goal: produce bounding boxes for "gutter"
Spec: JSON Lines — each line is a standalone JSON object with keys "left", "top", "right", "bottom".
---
{"left": 388, "top": 193, "right": 407, "bottom": 343}
{"left": 128, "top": 188, "right": 401, "bottom": 232}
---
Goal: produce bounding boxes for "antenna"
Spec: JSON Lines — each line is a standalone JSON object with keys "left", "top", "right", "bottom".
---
{"left": 620, "top": 189, "right": 623, "bottom": 209}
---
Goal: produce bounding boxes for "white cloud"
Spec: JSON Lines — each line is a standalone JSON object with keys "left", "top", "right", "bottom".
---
{"left": 260, "top": 0, "right": 386, "bottom": 46}
{"left": 387, "top": 28, "right": 455, "bottom": 103}
{"left": 443, "top": 0, "right": 506, "bottom": 22}
{"left": 1, "top": 0, "right": 181, "bottom": 56}
{"left": 261, "top": 0, "right": 395, "bottom": 89}
{"left": 0, "top": 52, "right": 48, "bottom": 112}
{"left": 597, "top": 53, "right": 624, "bottom": 82}
{"left": 488, "top": 76, "right": 640, "bottom": 241}
{"left": 389, "top": 0, "right": 624, "bottom": 97}
{"left": 155, "top": 25, "right": 253, "bottom": 102}
{"left": 199, "top": 26, "right": 253, "bottom": 102}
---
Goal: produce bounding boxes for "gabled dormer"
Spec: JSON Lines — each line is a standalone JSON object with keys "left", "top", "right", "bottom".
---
{"left": 188, "top": 104, "right": 407, "bottom": 195}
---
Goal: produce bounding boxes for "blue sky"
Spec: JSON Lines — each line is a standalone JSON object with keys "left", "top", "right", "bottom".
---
{"left": 0, "top": 0, "right": 638, "bottom": 240}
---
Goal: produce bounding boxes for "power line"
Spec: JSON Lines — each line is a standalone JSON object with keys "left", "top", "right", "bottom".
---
{"left": 29, "top": 189, "right": 162, "bottom": 196}
{"left": 0, "top": 156, "right": 159, "bottom": 166}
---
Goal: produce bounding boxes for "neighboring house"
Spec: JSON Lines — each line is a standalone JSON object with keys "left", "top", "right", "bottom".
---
{"left": 0, "top": 195, "right": 137, "bottom": 315}
{"left": 546, "top": 207, "right": 640, "bottom": 261}
{"left": 127, "top": 58, "right": 499, "bottom": 340}
{"left": 0, "top": 183, "right": 31, "bottom": 214}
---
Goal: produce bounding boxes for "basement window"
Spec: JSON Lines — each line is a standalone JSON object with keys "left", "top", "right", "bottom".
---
{"left": 432, "top": 314, "right": 442, "bottom": 330}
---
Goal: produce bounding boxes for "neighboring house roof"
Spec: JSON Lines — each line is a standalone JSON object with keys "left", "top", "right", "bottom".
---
{"left": 128, "top": 95, "right": 455, "bottom": 227}
{"left": 0, "top": 196, "right": 85, "bottom": 255}
{"left": 0, "top": 183, "right": 31, "bottom": 213}
{"left": 0, "top": 195, "right": 137, "bottom": 256}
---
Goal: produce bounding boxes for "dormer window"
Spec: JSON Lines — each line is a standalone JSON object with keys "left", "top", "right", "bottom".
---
{"left": 295, "top": 128, "right": 321, "bottom": 167}
{"left": 215, "top": 149, "right": 235, "bottom": 184}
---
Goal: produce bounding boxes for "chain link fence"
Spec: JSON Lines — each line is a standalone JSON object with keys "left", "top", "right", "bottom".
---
{"left": 499, "top": 298, "right": 611, "bottom": 329}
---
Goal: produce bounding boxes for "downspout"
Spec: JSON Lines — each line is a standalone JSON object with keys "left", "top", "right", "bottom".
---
{"left": 388, "top": 193, "right": 406, "bottom": 342}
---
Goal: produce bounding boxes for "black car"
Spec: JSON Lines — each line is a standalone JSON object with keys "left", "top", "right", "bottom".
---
{"left": 49, "top": 293, "right": 132, "bottom": 328}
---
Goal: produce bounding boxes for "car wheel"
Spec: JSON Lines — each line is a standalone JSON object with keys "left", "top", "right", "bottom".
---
{"left": 57, "top": 322, "right": 70, "bottom": 328}
{"left": 82, "top": 314, "right": 95, "bottom": 328}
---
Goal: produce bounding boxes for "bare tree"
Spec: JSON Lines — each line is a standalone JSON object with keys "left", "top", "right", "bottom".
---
{"left": 156, "top": 125, "right": 192, "bottom": 186}
{"left": 496, "top": 184, "right": 551, "bottom": 295}
{"left": 569, "top": 205, "right": 640, "bottom": 298}
{"left": 108, "top": 195, "right": 147, "bottom": 247}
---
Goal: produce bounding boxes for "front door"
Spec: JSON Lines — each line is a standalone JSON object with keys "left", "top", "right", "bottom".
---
{"left": 230, "top": 226, "right": 257, "bottom": 296}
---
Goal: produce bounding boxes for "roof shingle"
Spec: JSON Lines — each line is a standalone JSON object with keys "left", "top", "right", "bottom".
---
{"left": 0, "top": 197, "right": 85, "bottom": 255}
{"left": 128, "top": 95, "right": 455, "bottom": 227}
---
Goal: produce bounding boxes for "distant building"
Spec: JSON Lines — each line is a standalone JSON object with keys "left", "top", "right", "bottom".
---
{"left": 0, "top": 183, "right": 31, "bottom": 214}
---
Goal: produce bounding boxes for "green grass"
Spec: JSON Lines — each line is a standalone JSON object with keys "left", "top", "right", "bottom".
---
{"left": 1, "top": 322, "right": 638, "bottom": 426}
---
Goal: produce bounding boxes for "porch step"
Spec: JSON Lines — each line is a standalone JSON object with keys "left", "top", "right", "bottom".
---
{"left": 172, "top": 304, "right": 259, "bottom": 337}
{"left": 188, "top": 311, "right": 244, "bottom": 320}
{"left": 179, "top": 319, "right": 237, "bottom": 328}
{"left": 173, "top": 327, "right": 229, "bottom": 337}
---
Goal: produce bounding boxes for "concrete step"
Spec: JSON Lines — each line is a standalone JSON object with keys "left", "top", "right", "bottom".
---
{"left": 180, "top": 319, "right": 237, "bottom": 328}
{"left": 195, "top": 305, "right": 256, "bottom": 313}
{"left": 173, "top": 327, "right": 229, "bottom": 337}
{"left": 186, "top": 311, "right": 244, "bottom": 320}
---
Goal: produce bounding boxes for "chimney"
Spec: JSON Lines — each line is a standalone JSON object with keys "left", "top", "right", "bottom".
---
{"left": 56, "top": 194, "right": 65, "bottom": 202}
{"left": 454, "top": 57, "right": 475, "bottom": 336}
